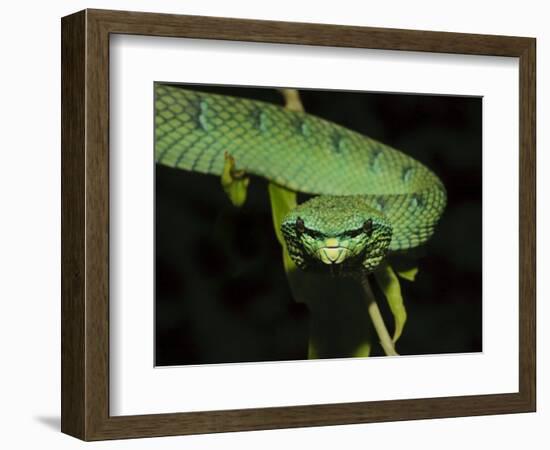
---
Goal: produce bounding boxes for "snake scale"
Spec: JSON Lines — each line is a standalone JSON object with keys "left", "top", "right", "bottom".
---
{"left": 155, "top": 84, "right": 447, "bottom": 274}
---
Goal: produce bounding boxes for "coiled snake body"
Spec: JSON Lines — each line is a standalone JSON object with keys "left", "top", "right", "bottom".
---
{"left": 155, "top": 85, "right": 447, "bottom": 274}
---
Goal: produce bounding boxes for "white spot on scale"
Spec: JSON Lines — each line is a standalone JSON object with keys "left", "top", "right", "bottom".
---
{"left": 300, "top": 121, "right": 309, "bottom": 136}
{"left": 259, "top": 111, "right": 268, "bottom": 132}
{"left": 403, "top": 167, "right": 414, "bottom": 182}
{"left": 371, "top": 150, "right": 383, "bottom": 172}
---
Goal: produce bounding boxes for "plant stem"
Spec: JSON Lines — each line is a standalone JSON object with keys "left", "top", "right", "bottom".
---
{"left": 361, "top": 276, "right": 399, "bottom": 356}
{"left": 308, "top": 337, "right": 318, "bottom": 359}
{"left": 279, "top": 88, "right": 305, "bottom": 112}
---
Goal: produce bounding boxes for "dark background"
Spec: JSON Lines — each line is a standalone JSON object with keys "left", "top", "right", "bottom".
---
{"left": 155, "top": 85, "right": 482, "bottom": 366}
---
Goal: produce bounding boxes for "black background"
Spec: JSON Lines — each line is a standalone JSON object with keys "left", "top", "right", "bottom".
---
{"left": 155, "top": 85, "right": 482, "bottom": 366}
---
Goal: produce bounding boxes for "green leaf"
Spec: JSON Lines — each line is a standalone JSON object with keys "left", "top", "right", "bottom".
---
{"left": 353, "top": 342, "right": 371, "bottom": 358}
{"left": 220, "top": 152, "right": 249, "bottom": 207}
{"left": 267, "top": 182, "right": 297, "bottom": 273}
{"left": 308, "top": 339, "right": 319, "bottom": 359}
{"left": 388, "top": 253, "right": 420, "bottom": 282}
{"left": 374, "top": 264, "right": 408, "bottom": 343}
{"left": 397, "top": 266, "right": 418, "bottom": 281}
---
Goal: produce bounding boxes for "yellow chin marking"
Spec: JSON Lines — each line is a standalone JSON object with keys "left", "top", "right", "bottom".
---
{"left": 325, "top": 238, "right": 339, "bottom": 248}
{"left": 319, "top": 247, "right": 348, "bottom": 265}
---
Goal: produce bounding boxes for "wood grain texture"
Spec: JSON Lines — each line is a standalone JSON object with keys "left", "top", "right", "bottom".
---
{"left": 61, "top": 10, "right": 86, "bottom": 439}
{"left": 518, "top": 38, "right": 536, "bottom": 409}
{"left": 60, "top": 8, "right": 536, "bottom": 441}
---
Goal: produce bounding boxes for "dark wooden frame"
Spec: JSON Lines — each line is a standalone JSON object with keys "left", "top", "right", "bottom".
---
{"left": 61, "top": 8, "right": 536, "bottom": 441}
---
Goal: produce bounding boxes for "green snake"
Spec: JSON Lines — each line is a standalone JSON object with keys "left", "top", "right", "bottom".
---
{"left": 155, "top": 84, "right": 447, "bottom": 274}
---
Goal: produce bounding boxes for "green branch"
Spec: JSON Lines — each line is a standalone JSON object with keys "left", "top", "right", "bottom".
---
{"left": 361, "top": 277, "right": 399, "bottom": 356}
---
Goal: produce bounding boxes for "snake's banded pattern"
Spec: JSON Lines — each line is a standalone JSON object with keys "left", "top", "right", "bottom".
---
{"left": 155, "top": 84, "right": 446, "bottom": 251}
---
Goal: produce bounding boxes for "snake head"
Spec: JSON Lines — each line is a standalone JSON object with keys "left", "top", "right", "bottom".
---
{"left": 281, "top": 195, "right": 393, "bottom": 275}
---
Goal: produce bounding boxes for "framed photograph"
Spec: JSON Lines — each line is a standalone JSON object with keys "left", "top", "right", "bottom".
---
{"left": 61, "top": 9, "right": 536, "bottom": 440}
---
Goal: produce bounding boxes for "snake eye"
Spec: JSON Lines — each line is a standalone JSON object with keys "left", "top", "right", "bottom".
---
{"left": 295, "top": 217, "right": 305, "bottom": 234}
{"left": 363, "top": 219, "right": 373, "bottom": 236}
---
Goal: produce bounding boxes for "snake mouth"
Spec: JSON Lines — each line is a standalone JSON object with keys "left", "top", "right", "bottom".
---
{"left": 319, "top": 247, "right": 349, "bottom": 265}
